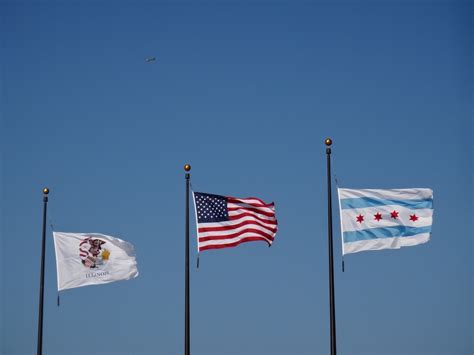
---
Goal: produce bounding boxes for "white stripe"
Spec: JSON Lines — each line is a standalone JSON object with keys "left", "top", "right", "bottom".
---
{"left": 198, "top": 232, "right": 273, "bottom": 247}
{"left": 343, "top": 233, "right": 430, "bottom": 255}
{"left": 341, "top": 206, "right": 433, "bottom": 232}
{"left": 198, "top": 224, "right": 275, "bottom": 238}
{"left": 338, "top": 188, "right": 433, "bottom": 200}
{"left": 231, "top": 197, "right": 272, "bottom": 206}
{"left": 337, "top": 189, "right": 346, "bottom": 256}
{"left": 228, "top": 202, "right": 275, "bottom": 214}
{"left": 229, "top": 209, "right": 276, "bottom": 221}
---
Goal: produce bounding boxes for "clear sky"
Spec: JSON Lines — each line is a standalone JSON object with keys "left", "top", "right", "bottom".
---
{"left": 1, "top": 1, "right": 472, "bottom": 355}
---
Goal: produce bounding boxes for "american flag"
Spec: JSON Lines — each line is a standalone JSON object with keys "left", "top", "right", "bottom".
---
{"left": 193, "top": 192, "right": 278, "bottom": 252}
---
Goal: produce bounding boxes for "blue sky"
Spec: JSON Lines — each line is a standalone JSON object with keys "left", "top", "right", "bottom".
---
{"left": 1, "top": 1, "right": 472, "bottom": 355}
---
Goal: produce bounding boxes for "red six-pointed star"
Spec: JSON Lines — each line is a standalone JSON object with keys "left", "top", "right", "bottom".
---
{"left": 409, "top": 214, "right": 419, "bottom": 222}
{"left": 356, "top": 214, "right": 364, "bottom": 223}
{"left": 390, "top": 210, "right": 399, "bottom": 219}
{"left": 374, "top": 212, "right": 383, "bottom": 221}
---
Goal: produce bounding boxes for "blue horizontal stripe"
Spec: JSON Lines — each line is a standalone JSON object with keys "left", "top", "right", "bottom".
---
{"left": 340, "top": 197, "right": 433, "bottom": 210}
{"left": 343, "top": 225, "right": 432, "bottom": 243}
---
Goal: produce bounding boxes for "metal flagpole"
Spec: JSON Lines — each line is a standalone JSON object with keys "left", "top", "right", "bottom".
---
{"left": 36, "top": 187, "right": 49, "bottom": 355}
{"left": 184, "top": 164, "right": 191, "bottom": 355}
{"left": 325, "top": 138, "right": 337, "bottom": 355}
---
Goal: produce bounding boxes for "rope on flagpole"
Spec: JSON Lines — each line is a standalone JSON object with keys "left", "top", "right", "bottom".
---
{"left": 49, "top": 219, "right": 55, "bottom": 232}
{"left": 47, "top": 218, "right": 62, "bottom": 305}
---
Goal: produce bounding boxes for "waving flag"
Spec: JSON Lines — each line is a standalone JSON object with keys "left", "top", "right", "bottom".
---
{"left": 52, "top": 232, "right": 139, "bottom": 291}
{"left": 193, "top": 192, "right": 278, "bottom": 252}
{"left": 338, "top": 188, "right": 434, "bottom": 255}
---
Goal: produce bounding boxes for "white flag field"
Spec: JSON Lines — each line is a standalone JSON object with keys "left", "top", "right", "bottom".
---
{"left": 337, "top": 188, "right": 434, "bottom": 255}
{"left": 52, "top": 232, "right": 139, "bottom": 291}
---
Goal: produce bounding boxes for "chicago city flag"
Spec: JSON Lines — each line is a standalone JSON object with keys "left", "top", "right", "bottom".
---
{"left": 193, "top": 192, "right": 278, "bottom": 251}
{"left": 52, "top": 232, "right": 139, "bottom": 291}
{"left": 337, "top": 188, "right": 434, "bottom": 255}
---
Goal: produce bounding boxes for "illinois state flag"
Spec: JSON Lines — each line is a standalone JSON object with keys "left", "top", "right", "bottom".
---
{"left": 338, "top": 188, "right": 434, "bottom": 255}
{"left": 52, "top": 232, "right": 139, "bottom": 291}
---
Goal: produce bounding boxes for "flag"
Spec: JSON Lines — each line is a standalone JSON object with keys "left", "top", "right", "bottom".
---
{"left": 337, "top": 188, "right": 434, "bottom": 255}
{"left": 52, "top": 232, "right": 139, "bottom": 291}
{"left": 193, "top": 192, "right": 278, "bottom": 252}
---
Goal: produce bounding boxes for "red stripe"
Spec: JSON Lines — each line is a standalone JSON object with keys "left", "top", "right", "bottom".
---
{"left": 199, "top": 237, "right": 271, "bottom": 251}
{"left": 198, "top": 228, "right": 275, "bottom": 243}
{"left": 227, "top": 206, "right": 275, "bottom": 218}
{"left": 228, "top": 213, "right": 277, "bottom": 225}
{"left": 227, "top": 197, "right": 275, "bottom": 208}
{"left": 198, "top": 220, "right": 277, "bottom": 233}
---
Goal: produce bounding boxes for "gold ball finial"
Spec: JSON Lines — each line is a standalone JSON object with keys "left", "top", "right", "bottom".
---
{"left": 43, "top": 187, "right": 50, "bottom": 195}
{"left": 325, "top": 138, "right": 333, "bottom": 146}
{"left": 184, "top": 164, "right": 191, "bottom": 172}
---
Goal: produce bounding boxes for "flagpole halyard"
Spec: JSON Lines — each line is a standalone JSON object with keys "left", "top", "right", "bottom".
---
{"left": 325, "top": 139, "right": 337, "bottom": 355}
{"left": 184, "top": 164, "right": 191, "bottom": 355}
{"left": 37, "top": 187, "right": 49, "bottom": 355}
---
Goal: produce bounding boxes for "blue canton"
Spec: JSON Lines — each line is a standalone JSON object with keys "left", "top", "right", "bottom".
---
{"left": 194, "top": 192, "right": 229, "bottom": 223}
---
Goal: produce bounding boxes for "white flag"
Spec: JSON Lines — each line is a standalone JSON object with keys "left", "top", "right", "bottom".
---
{"left": 52, "top": 232, "right": 139, "bottom": 291}
{"left": 338, "top": 188, "right": 434, "bottom": 255}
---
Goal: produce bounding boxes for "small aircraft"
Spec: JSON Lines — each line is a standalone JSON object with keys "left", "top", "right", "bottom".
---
{"left": 145, "top": 57, "right": 156, "bottom": 63}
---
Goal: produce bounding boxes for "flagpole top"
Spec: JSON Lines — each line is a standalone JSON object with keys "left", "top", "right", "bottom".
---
{"left": 42, "top": 187, "right": 50, "bottom": 195}
{"left": 184, "top": 164, "right": 191, "bottom": 172}
{"left": 325, "top": 138, "right": 333, "bottom": 146}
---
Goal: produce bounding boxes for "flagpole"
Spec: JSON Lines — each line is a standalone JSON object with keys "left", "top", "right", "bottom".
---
{"left": 184, "top": 164, "right": 191, "bottom": 355}
{"left": 36, "top": 187, "right": 49, "bottom": 355}
{"left": 325, "top": 138, "right": 337, "bottom": 355}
